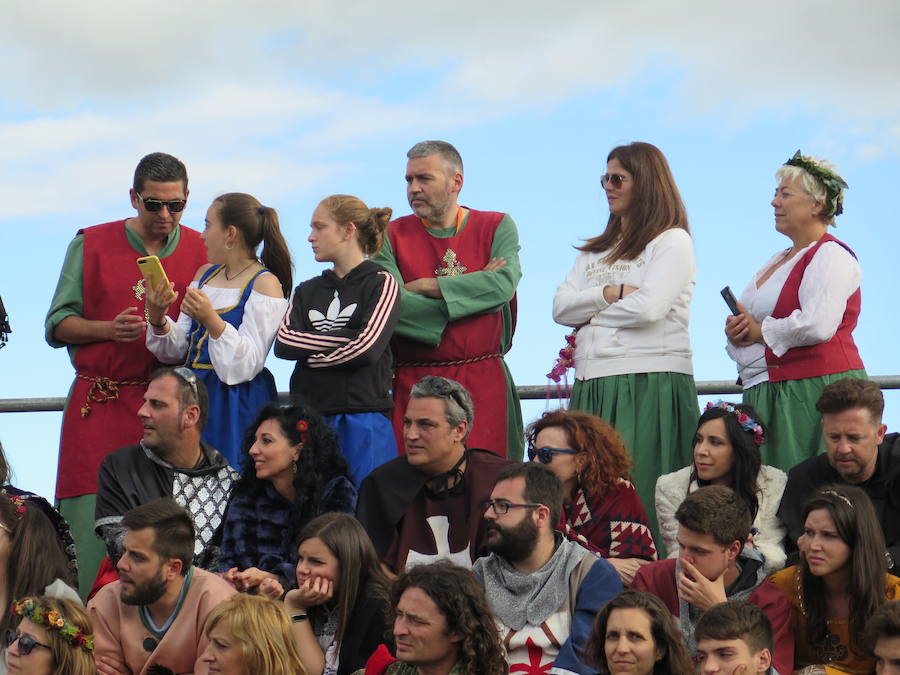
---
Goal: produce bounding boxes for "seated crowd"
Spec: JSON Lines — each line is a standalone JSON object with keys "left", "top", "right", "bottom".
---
{"left": 5, "top": 142, "right": 892, "bottom": 674}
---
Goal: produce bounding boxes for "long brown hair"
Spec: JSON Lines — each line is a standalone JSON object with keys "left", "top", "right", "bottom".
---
{"left": 580, "top": 142, "right": 689, "bottom": 262}
{"left": 318, "top": 194, "right": 392, "bottom": 256}
{"left": 212, "top": 193, "right": 293, "bottom": 297}
{"left": 584, "top": 590, "right": 695, "bottom": 675}
{"left": 0, "top": 495, "right": 73, "bottom": 635}
{"left": 800, "top": 485, "right": 887, "bottom": 654}
{"left": 526, "top": 409, "right": 632, "bottom": 496}
{"left": 296, "top": 512, "right": 389, "bottom": 647}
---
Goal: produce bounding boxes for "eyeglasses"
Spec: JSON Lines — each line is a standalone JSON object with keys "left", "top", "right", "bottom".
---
{"left": 482, "top": 499, "right": 542, "bottom": 515}
{"left": 172, "top": 366, "right": 199, "bottom": 401}
{"left": 4, "top": 629, "right": 51, "bottom": 656}
{"left": 527, "top": 446, "right": 580, "bottom": 464}
{"left": 600, "top": 173, "right": 630, "bottom": 189}
{"left": 135, "top": 191, "right": 186, "bottom": 213}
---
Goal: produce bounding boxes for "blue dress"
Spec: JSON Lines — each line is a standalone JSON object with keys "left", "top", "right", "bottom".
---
{"left": 185, "top": 266, "right": 278, "bottom": 467}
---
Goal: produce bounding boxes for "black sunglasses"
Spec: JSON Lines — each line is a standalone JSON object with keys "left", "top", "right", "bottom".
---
{"left": 135, "top": 191, "right": 186, "bottom": 213}
{"left": 4, "top": 628, "right": 51, "bottom": 656}
{"left": 527, "top": 446, "right": 580, "bottom": 464}
{"left": 600, "top": 173, "right": 630, "bottom": 189}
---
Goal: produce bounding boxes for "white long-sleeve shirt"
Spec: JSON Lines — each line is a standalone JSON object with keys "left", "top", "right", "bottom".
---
{"left": 146, "top": 282, "right": 288, "bottom": 385}
{"left": 553, "top": 228, "right": 695, "bottom": 379}
{"left": 726, "top": 241, "right": 861, "bottom": 388}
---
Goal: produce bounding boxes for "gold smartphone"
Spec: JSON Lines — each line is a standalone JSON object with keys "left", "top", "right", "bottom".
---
{"left": 136, "top": 255, "right": 174, "bottom": 299}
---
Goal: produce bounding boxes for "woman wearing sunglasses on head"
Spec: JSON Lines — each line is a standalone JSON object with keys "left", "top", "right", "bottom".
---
{"left": 526, "top": 409, "right": 656, "bottom": 586}
{"left": 724, "top": 152, "right": 864, "bottom": 471}
{"left": 655, "top": 401, "right": 787, "bottom": 572}
{"left": 553, "top": 142, "right": 696, "bottom": 546}
{"left": 144, "top": 193, "right": 293, "bottom": 467}
{"left": 6, "top": 596, "right": 95, "bottom": 675}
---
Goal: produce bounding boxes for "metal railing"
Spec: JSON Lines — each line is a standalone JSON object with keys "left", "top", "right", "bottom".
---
{"left": 3, "top": 375, "right": 900, "bottom": 413}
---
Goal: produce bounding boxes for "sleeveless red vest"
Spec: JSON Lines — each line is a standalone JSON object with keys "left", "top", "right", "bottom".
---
{"left": 765, "top": 233, "right": 864, "bottom": 382}
{"left": 388, "top": 209, "right": 512, "bottom": 456}
{"left": 57, "top": 220, "right": 207, "bottom": 499}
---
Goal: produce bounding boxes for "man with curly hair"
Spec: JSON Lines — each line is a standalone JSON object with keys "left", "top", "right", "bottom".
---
{"left": 353, "top": 560, "right": 507, "bottom": 675}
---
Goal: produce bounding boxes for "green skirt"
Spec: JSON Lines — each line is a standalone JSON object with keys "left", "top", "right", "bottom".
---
{"left": 570, "top": 372, "right": 699, "bottom": 556}
{"left": 742, "top": 370, "right": 867, "bottom": 473}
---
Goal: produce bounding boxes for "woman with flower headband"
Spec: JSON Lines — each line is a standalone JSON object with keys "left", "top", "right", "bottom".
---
{"left": 0, "top": 494, "right": 78, "bottom": 644}
{"left": 217, "top": 403, "right": 356, "bottom": 594}
{"left": 553, "top": 141, "right": 697, "bottom": 543}
{"left": 766, "top": 484, "right": 900, "bottom": 674}
{"left": 655, "top": 401, "right": 787, "bottom": 571}
{"left": 6, "top": 596, "right": 95, "bottom": 675}
{"left": 725, "top": 151, "right": 865, "bottom": 471}
{"left": 145, "top": 192, "right": 293, "bottom": 467}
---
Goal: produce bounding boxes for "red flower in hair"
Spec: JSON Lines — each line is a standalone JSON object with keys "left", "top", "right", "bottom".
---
{"left": 296, "top": 420, "right": 309, "bottom": 445}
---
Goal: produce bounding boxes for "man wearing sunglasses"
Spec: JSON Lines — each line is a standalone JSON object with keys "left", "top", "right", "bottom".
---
{"left": 372, "top": 140, "right": 523, "bottom": 461}
{"left": 94, "top": 367, "right": 239, "bottom": 592}
{"left": 474, "top": 463, "right": 622, "bottom": 675}
{"left": 46, "top": 152, "right": 207, "bottom": 595}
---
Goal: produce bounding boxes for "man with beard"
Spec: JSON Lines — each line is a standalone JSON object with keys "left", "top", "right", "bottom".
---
{"left": 372, "top": 140, "right": 523, "bottom": 459}
{"left": 473, "top": 463, "right": 621, "bottom": 675}
{"left": 95, "top": 367, "right": 238, "bottom": 589}
{"left": 88, "top": 498, "right": 235, "bottom": 675}
{"left": 777, "top": 378, "right": 900, "bottom": 571}
{"left": 631, "top": 486, "right": 793, "bottom": 674}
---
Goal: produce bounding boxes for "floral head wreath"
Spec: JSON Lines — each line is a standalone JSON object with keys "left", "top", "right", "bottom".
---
{"left": 11, "top": 597, "right": 94, "bottom": 652}
{"left": 784, "top": 149, "right": 849, "bottom": 220}
{"left": 8, "top": 494, "right": 26, "bottom": 518}
{"left": 295, "top": 420, "right": 309, "bottom": 446}
{"left": 704, "top": 401, "right": 765, "bottom": 446}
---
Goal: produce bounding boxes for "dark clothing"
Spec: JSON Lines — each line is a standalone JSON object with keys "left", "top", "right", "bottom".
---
{"left": 217, "top": 477, "right": 357, "bottom": 585}
{"left": 778, "top": 432, "right": 900, "bottom": 571}
{"left": 4, "top": 486, "right": 78, "bottom": 580}
{"left": 311, "top": 583, "right": 388, "bottom": 675}
{"left": 95, "top": 441, "right": 238, "bottom": 569}
{"left": 356, "top": 448, "right": 508, "bottom": 571}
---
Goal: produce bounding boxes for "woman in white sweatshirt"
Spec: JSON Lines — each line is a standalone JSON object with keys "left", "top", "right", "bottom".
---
{"left": 553, "top": 141, "right": 697, "bottom": 545}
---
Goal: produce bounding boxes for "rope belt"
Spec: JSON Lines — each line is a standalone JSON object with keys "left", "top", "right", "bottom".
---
{"left": 396, "top": 352, "right": 501, "bottom": 368}
{"left": 76, "top": 374, "right": 149, "bottom": 417}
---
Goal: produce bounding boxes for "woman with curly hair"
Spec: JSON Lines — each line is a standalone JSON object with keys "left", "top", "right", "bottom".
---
{"left": 217, "top": 403, "right": 356, "bottom": 592}
{"left": 526, "top": 409, "right": 656, "bottom": 585}
{"left": 583, "top": 590, "right": 695, "bottom": 675}
{"left": 201, "top": 594, "right": 307, "bottom": 675}
{"left": 353, "top": 560, "right": 506, "bottom": 675}
{"left": 6, "top": 596, "right": 96, "bottom": 675}
{"left": 767, "top": 485, "right": 900, "bottom": 674}
{"left": 655, "top": 401, "right": 787, "bottom": 569}
{"left": 259, "top": 513, "right": 390, "bottom": 675}
{"left": 725, "top": 151, "right": 864, "bottom": 470}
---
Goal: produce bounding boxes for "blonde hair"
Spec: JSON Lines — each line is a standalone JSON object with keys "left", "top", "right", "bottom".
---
{"left": 14, "top": 596, "right": 96, "bottom": 675}
{"left": 204, "top": 595, "right": 307, "bottom": 675}
{"left": 319, "top": 194, "right": 392, "bottom": 256}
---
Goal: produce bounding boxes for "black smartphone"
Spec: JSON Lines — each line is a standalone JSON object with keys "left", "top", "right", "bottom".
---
{"left": 720, "top": 286, "right": 740, "bottom": 315}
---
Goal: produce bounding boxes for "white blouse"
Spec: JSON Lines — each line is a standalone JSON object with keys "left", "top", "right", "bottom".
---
{"left": 146, "top": 281, "right": 288, "bottom": 385}
{"left": 726, "top": 240, "right": 861, "bottom": 388}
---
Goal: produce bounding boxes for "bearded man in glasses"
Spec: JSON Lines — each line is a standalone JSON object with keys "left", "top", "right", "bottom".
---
{"left": 45, "top": 152, "right": 207, "bottom": 594}
{"left": 372, "top": 140, "right": 524, "bottom": 460}
{"left": 474, "top": 462, "right": 622, "bottom": 674}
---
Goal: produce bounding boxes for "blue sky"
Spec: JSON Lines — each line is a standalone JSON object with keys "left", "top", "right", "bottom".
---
{"left": 2, "top": 1, "right": 899, "bottom": 500}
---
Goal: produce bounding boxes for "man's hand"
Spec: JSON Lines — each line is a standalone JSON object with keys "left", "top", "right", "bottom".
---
{"left": 607, "top": 557, "right": 650, "bottom": 586}
{"left": 677, "top": 559, "right": 727, "bottom": 611}
{"left": 483, "top": 257, "right": 507, "bottom": 272}
{"left": 404, "top": 277, "right": 442, "bottom": 298}
{"left": 97, "top": 655, "right": 130, "bottom": 675}
{"left": 109, "top": 307, "right": 145, "bottom": 343}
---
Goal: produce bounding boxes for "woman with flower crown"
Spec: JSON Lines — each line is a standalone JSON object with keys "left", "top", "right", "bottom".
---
{"left": 766, "top": 485, "right": 900, "bottom": 674}
{"left": 725, "top": 152, "right": 865, "bottom": 471}
{"left": 217, "top": 403, "right": 356, "bottom": 594}
{"left": 6, "top": 596, "right": 96, "bottom": 675}
{"left": 553, "top": 141, "right": 697, "bottom": 544}
{"left": 655, "top": 401, "right": 787, "bottom": 572}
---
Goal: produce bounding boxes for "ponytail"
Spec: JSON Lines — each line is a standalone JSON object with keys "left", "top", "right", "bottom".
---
{"left": 258, "top": 207, "right": 293, "bottom": 298}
